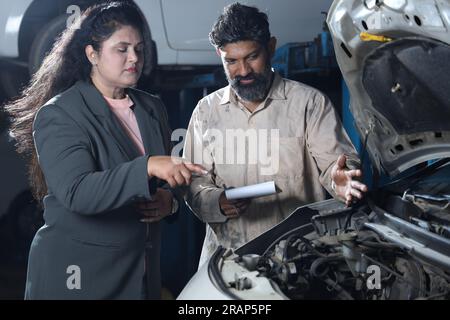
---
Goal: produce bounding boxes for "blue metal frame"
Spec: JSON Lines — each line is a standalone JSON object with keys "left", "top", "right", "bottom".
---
{"left": 342, "top": 81, "right": 375, "bottom": 188}
{"left": 272, "top": 31, "right": 337, "bottom": 78}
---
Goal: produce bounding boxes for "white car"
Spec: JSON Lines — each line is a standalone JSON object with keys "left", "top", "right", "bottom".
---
{"left": 0, "top": 0, "right": 333, "bottom": 96}
{"left": 178, "top": 0, "right": 450, "bottom": 300}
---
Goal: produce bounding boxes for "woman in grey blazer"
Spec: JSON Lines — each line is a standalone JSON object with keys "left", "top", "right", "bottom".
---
{"left": 5, "top": 2, "right": 205, "bottom": 299}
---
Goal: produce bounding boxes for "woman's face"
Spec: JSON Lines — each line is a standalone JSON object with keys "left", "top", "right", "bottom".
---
{"left": 90, "top": 25, "right": 144, "bottom": 90}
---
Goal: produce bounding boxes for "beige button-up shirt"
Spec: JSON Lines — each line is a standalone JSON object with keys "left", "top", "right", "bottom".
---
{"left": 184, "top": 73, "right": 359, "bottom": 267}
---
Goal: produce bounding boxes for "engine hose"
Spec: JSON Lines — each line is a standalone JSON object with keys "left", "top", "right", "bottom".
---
{"left": 323, "top": 277, "right": 354, "bottom": 300}
{"left": 358, "top": 240, "right": 400, "bottom": 249}
{"left": 310, "top": 255, "right": 343, "bottom": 278}
{"left": 282, "top": 234, "right": 299, "bottom": 262}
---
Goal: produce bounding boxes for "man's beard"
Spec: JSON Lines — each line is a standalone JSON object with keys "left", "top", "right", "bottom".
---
{"left": 226, "top": 65, "right": 273, "bottom": 102}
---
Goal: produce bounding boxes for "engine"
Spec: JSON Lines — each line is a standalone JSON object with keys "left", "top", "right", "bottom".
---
{"left": 233, "top": 201, "right": 450, "bottom": 300}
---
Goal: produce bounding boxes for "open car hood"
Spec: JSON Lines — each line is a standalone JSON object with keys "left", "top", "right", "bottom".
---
{"left": 327, "top": 0, "right": 450, "bottom": 177}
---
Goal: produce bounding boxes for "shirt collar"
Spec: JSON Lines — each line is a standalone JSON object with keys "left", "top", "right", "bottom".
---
{"left": 103, "top": 94, "right": 134, "bottom": 110}
{"left": 219, "top": 71, "right": 286, "bottom": 106}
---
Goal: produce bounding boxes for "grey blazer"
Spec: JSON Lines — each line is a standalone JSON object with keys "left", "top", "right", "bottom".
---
{"left": 25, "top": 80, "right": 172, "bottom": 299}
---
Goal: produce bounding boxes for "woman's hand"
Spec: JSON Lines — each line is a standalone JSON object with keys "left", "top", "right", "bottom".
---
{"left": 331, "top": 154, "right": 368, "bottom": 206}
{"left": 136, "top": 188, "right": 173, "bottom": 223}
{"left": 147, "top": 156, "right": 207, "bottom": 188}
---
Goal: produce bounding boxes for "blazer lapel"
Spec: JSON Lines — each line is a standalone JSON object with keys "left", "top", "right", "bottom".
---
{"left": 74, "top": 80, "right": 139, "bottom": 160}
{"left": 128, "top": 91, "right": 166, "bottom": 157}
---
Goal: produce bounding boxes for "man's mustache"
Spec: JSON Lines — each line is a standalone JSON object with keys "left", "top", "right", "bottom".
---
{"left": 232, "top": 73, "right": 257, "bottom": 85}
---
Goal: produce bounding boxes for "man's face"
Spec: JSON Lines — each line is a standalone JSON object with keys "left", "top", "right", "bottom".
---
{"left": 218, "top": 40, "right": 274, "bottom": 102}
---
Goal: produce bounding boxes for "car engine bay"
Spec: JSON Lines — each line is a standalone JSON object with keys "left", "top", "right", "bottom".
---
{"left": 216, "top": 163, "right": 450, "bottom": 300}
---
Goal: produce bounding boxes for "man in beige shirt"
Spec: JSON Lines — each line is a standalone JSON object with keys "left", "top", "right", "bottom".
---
{"left": 183, "top": 2, "right": 368, "bottom": 267}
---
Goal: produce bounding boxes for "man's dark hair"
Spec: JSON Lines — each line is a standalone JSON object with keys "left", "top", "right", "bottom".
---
{"left": 209, "top": 2, "right": 271, "bottom": 48}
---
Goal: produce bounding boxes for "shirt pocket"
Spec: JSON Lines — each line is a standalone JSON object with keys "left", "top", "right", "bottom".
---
{"left": 275, "top": 137, "right": 304, "bottom": 180}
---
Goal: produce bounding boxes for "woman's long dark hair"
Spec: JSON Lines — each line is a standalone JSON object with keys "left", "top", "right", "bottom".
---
{"left": 5, "top": 1, "right": 150, "bottom": 201}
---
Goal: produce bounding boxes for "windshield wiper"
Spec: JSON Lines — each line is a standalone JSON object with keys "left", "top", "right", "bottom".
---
{"left": 407, "top": 193, "right": 450, "bottom": 202}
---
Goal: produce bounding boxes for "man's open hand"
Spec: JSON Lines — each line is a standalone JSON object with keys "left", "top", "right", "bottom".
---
{"left": 331, "top": 154, "right": 368, "bottom": 206}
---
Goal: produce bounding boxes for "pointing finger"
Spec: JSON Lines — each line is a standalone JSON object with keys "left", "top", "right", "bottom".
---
{"left": 184, "top": 163, "right": 208, "bottom": 176}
